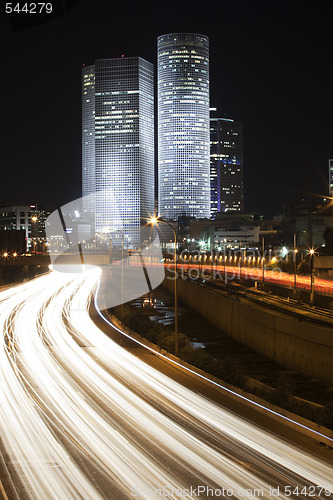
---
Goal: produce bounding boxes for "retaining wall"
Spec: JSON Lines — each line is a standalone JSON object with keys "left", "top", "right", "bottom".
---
{"left": 163, "top": 276, "right": 333, "bottom": 384}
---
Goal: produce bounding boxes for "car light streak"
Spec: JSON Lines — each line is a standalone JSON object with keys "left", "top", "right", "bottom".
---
{"left": 0, "top": 270, "right": 332, "bottom": 499}
{"left": 94, "top": 279, "right": 333, "bottom": 448}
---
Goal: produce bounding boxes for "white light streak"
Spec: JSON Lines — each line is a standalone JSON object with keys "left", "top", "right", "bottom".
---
{"left": 0, "top": 270, "right": 332, "bottom": 499}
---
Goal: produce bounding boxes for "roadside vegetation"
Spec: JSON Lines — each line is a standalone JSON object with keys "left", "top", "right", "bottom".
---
{"left": 268, "top": 257, "right": 311, "bottom": 275}
{"left": 0, "top": 265, "right": 48, "bottom": 285}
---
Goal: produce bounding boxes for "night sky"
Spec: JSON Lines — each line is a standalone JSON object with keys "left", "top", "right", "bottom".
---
{"left": 0, "top": 0, "right": 332, "bottom": 216}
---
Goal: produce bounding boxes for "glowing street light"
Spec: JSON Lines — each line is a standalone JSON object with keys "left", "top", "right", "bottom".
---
{"left": 309, "top": 248, "right": 314, "bottom": 304}
{"left": 31, "top": 216, "right": 39, "bottom": 253}
{"left": 149, "top": 217, "right": 178, "bottom": 355}
{"left": 309, "top": 248, "right": 315, "bottom": 304}
{"left": 293, "top": 233, "right": 298, "bottom": 292}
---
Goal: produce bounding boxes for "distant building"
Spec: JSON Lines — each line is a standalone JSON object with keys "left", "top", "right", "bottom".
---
{"left": 0, "top": 205, "right": 50, "bottom": 253}
{"left": 280, "top": 198, "right": 333, "bottom": 249}
{"left": 157, "top": 33, "right": 210, "bottom": 219}
{"left": 210, "top": 111, "right": 243, "bottom": 216}
{"left": 82, "top": 57, "right": 155, "bottom": 247}
{"left": 208, "top": 226, "right": 260, "bottom": 250}
{"left": 0, "top": 205, "right": 30, "bottom": 244}
{"left": 157, "top": 213, "right": 277, "bottom": 252}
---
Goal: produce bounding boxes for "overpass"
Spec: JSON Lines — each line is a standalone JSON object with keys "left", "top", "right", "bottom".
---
{"left": 0, "top": 254, "right": 112, "bottom": 267}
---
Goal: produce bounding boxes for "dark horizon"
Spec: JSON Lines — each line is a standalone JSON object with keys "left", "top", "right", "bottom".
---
{"left": 0, "top": 0, "right": 332, "bottom": 217}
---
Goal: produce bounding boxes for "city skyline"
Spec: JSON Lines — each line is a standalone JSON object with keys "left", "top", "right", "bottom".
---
{"left": 0, "top": 0, "right": 332, "bottom": 216}
{"left": 1, "top": 5, "right": 333, "bottom": 495}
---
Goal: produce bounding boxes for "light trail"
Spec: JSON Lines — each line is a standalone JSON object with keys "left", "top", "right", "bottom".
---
{"left": 173, "top": 263, "right": 333, "bottom": 295}
{"left": 0, "top": 270, "right": 332, "bottom": 499}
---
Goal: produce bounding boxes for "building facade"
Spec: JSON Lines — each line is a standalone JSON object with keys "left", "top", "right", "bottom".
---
{"left": 0, "top": 205, "right": 50, "bottom": 252}
{"left": 210, "top": 113, "right": 243, "bottom": 216}
{"left": 0, "top": 206, "right": 30, "bottom": 247}
{"left": 82, "top": 65, "right": 96, "bottom": 219}
{"left": 157, "top": 33, "right": 210, "bottom": 220}
{"left": 82, "top": 57, "right": 155, "bottom": 247}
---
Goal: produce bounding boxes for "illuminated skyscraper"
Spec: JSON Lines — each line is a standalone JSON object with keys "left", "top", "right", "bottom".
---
{"left": 157, "top": 33, "right": 210, "bottom": 219}
{"left": 210, "top": 113, "right": 243, "bottom": 215}
{"left": 82, "top": 57, "right": 154, "bottom": 246}
{"left": 82, "top": 65, "right": 95, "bottom": 218}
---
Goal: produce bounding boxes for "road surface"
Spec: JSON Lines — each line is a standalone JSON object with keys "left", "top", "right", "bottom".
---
{"left": 0, "top": 270, "right": 333, "bottom": 499}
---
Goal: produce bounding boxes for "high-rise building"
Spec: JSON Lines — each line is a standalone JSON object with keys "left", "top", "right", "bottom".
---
{"left": 82, "top": 57, "right": 154, "bottom": 247}
{"left": 157, "top": 33, "right": 210, "bottom": 220}
{"left": 329, "top": 159, "right": 333, "bottom": 196}
{"left": 210, "top": 112, "right": 243, "bottom": 216}
{"left": 82, "top": 65, "right": 95, "bottom": 218}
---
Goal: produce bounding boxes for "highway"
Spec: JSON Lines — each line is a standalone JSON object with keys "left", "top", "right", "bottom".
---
{"left": 1, "top": 270, "right": 333, "bottom": 499}
{"left": 175, "top": 262, "right": 333, "bottom": 296}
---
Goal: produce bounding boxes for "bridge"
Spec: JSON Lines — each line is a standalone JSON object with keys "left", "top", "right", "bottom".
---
{"left": 0, "top": 254, "right": 111, "bottom": 267}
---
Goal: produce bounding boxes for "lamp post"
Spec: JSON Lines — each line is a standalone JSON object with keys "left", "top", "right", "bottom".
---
{"left": 149, "top": 217, "right": 178, "bottom": 355}
{"left": 309, "top": 248, "right": 314, "bottom": 304}
{"left": 293, "top": 233, "right": 298, "bottom": 292}
{"left": 31, "top": 216, "right": 38, "bottom": 253}
{"left": 223, "top": 241, "right": 226, "bottom": 282}
{"left": 187, "top": 238, "right": 190, "bottom": 269}
{"left": 262, "top": 236, "right": 265, "bottom": 287}
{"left": 199, "top": 240, "right": 205, "bottom": 274}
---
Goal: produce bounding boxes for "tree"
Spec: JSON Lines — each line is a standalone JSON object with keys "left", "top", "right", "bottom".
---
{"left": 323, "top": 226, "right": 333, "bottom": 255}
{"left": 297, "top": 259, "right": 311, "bottom": 275}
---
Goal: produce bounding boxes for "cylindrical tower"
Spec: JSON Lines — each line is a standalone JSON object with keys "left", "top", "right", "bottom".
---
{"left": 157, "top": 33, "right": 210, "bottom": 219}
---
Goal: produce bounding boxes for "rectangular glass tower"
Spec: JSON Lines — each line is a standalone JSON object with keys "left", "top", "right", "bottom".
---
{"left": 82, "top": 57, "right": 154, "bottom": 247}
{"left": 210, "top": 117, "right": 243, "bottom": 215}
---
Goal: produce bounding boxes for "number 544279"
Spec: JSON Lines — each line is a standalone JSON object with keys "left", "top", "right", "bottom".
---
{"left": 5, "top": 3, "right": 53, "bottom": 14}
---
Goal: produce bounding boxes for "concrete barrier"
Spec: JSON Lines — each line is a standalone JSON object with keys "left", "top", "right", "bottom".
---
{"left": 163, "top": 276, "right": 333, "bottom": 385}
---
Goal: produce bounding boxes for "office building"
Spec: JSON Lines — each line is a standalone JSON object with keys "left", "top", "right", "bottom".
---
{"left": 157, "top": 33, "right": 210, "bottom": 220}
{"left": 210, "top": 112, "right": 243, "bottom": 216}
{"left": 0, "top": 205, "right": 31, "bottom": 247}
{"left": 82, "top": 65, "right": 96, "bottom": 218}
{"left": 0, "top": 204, "right": 50, "bottom": 252}
{"left": 82, "top": 57, "right": 154, "bottom": 247}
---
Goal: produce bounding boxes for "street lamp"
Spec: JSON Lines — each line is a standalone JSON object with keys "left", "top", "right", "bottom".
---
{"left": 262, "top": 236, "right": 265, "bottom": 287}
{"left": 199, "top": 240, "right": 205, "bottom": 274}
{"left": 309, "top": 248, "right": 315, "bottom": 304}
{"left": 293, "top": 233, "right": 298, "bottom": 292}
{"left": 31, "top": 215, "right": 38, "bottom": 253}
{"left": 149, "top": 217, "right": 178, "bottom": 355}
